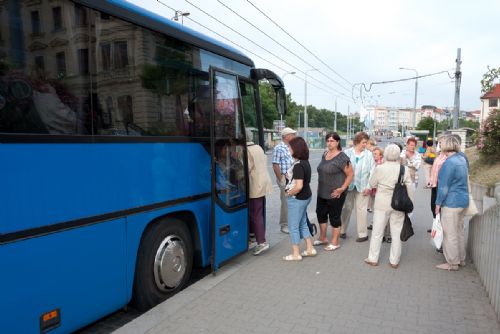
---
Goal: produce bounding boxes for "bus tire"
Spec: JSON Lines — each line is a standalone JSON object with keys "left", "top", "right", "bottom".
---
{"left": 132, "top": 219, "right": 193, "bottom": 311}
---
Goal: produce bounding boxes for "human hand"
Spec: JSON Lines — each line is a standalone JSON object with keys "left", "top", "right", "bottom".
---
{"left": 362, "top": 189, "right": 371, "bottom": 196}
{"left": 331, "top": 188, "right": 344, "bottom": 198}
{"left": 435, "top": 205, "right": 441, "bottom": 216}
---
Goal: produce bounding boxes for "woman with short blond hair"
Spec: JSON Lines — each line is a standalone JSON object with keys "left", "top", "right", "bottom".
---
{"left": 435, "top": 135, "right": 469, "bottom": 271}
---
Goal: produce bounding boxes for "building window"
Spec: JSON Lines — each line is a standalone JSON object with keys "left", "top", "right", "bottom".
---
{"left": 74, "top": 4, "right": 88, "bottom": 26}
{"left": 118, "top": 95, "right": 133, "bottom": 125}
{"left": 101, "top": 13, "right": 111, "bottom": 20}
{"left": 113, "top": 41, "right": 128, "bottom": 69}
{"left": 56, "top": 52, "right": 66, "bottom": 77}
{"left": 101, "top": 44, "right": 111, "bottom": 71}
{"left": 53, "top": 7, "right": 63, "bottom": 31}
{"left": 77, "top": 48, "right": 89, "bottom": 74}
{"left": 490, "top": 99, "right": 498, "bottom": 108}
{"left": 31, "top": 11, "right": 41, "bottom": 35}
{"left": 34, "top": 55, "right": 45, "bottom": 72}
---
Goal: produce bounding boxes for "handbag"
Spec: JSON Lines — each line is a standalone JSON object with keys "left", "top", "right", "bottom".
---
{"left": 400, "top": 213, "right": 414, "bottom": 242}
{"left": 430, "top": 214, "right": 443, "bottom": 249}
{"left": 464, "top": 176, "right": 478, "bottom": 217}
{"left": 306, "top": 213, "right": 317, "bottom": 236}
{"left": 391, "top": 165, "right": 414, "bottom": 213}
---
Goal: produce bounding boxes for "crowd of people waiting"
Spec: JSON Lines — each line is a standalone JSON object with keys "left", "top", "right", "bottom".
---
{"left": 248, "top": 126, "right": 471, "bottom": 272}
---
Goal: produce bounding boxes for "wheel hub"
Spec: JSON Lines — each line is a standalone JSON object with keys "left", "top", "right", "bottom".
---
{"left": 153, "top": 235, "right": 186, "bottom": 291}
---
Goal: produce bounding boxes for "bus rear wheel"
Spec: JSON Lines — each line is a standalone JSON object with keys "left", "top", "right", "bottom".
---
{"left": 133, "top": 219, "right": 193, "bottom": 311}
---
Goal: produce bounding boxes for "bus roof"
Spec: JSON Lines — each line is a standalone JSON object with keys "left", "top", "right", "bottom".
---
{"left": 77, "top": 0, "right": 255, "bottom": 68}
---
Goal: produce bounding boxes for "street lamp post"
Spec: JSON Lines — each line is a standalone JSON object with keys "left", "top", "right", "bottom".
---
{"left": 399, "top": 67, "right": 418, "bottom": 128}
{"left": 172, "top": 11, "right": 190, "bottom": 24}
{"left": 304, "top": 69, "right": 318, "bottom": 143}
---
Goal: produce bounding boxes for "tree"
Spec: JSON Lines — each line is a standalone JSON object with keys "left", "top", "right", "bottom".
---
{"left": 477, "top": 109, "right": 500, "bottom": 162}
{"left": 481, "top": 66, "right": 500, "bottom": 93}
{"left": 416, "top": 116, "right": 435, "bottom": 133}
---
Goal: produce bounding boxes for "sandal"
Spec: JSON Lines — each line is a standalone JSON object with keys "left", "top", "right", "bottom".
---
{"left": 324, "top": 244, "right": 340, "bottom": 251}
{"left": 313, "top": 240, "right": 328, "bottom": 246}
{"left": 301, "top": 249, "right": 317, "bottom": 257}
{"left": 282, "top": 254, "right": 302, "bottom": 261}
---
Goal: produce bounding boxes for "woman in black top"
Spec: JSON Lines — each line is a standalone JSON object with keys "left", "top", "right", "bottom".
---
{"left": 315, "top": 132, "right": 353, "bottom": 251}
{"left": 283, "top": 137, "right": 315, "bottom": 261}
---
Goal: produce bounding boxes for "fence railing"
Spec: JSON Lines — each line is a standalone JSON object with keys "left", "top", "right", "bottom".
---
{"left": 467, "top": 203, "right": 500, "bottom": 322}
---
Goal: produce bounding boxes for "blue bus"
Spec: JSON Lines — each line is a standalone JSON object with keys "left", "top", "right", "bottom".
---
{"left": 0, "top": 1, "right": 286, "bottom": 332}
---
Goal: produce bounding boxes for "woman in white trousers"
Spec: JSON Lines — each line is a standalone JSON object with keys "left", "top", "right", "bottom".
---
{"left": 364, "top": 144, "right": 414, "bottom": 268}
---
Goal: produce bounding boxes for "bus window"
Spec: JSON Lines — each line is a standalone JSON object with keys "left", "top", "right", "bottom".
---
{"left": 240, "top": 80, "right": 260, "bottom": 145}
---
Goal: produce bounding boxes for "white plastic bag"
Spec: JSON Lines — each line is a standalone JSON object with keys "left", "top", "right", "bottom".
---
{"left": 430, "top": 214, "right": 443, "bottom": 249}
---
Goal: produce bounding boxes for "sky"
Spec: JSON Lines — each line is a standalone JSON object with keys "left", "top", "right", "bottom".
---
{"left": 128, "top": 0, "right": 500, "bottom": 115}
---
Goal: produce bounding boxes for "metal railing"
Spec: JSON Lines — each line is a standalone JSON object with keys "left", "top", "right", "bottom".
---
{"left": 468, "top": 203, "right": 500, "bottom": 322}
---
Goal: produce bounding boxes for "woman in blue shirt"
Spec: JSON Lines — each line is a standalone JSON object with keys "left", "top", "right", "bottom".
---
{"left": 435, "top": 135, "right": 469, "bottom": 271}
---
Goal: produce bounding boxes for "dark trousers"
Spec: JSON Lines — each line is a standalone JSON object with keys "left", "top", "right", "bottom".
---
{"left": 430, "top": 186, "right": 437, "bottom": 218}
{"left": 249, "top": 197, "right": 266, "bottom": 244}
{"left": 316, "top": 193, "right": 347, "bottom": 228}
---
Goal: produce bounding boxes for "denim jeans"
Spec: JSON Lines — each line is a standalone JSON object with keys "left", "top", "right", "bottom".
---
{"left": 287, "top": 196, "right": 312, "bottom": 245}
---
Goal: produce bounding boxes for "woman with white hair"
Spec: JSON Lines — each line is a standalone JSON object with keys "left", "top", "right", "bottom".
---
{"left": 435, "top": 135, "right": 469, "bottom": 271}
{"left": 364, "top": 144, "right": 414, "bottom": 268}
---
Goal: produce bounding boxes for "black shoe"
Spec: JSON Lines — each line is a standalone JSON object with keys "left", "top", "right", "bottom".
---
{"left": 367, "top": 225, "right": 373, "bottom": 230}
{"left": 437, "top": 247, "right": 443, "bottom": 253}
{"left": 386, "top": 237, "right": 392, "bottom": 244}
{"left": 340, "top": 233, "right": 346, "bottom": 239}
{"left": 382, "top": 237, "right": 386, "bottom": 243}
{"left": 427, "top": 229, "right": 431, "bottom": 233}
{"left": 356, "top": 236, "right": 369, "bottom": 242}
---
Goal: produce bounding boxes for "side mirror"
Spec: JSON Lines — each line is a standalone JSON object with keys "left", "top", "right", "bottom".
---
{"left": 276, "top": 88, "right": 287, "bottom": 115}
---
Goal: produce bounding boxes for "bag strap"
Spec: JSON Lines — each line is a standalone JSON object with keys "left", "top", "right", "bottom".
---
{"left": 398, "top": 165, "right": 404, "bottom": 184}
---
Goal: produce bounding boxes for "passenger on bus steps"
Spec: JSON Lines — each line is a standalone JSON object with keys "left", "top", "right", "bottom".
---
{"left": 272, "top": 127, "right": 297, "bottom": 234}
{"left": 246, "top": 129, "right": 273, "bottom": 256}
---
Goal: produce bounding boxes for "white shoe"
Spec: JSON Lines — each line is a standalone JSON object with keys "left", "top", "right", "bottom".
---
{"left": 280, "top": 226, "right": 289, "bottom": 234}
{"left": 253, "top": 242, "right": 269, "bottom": 255}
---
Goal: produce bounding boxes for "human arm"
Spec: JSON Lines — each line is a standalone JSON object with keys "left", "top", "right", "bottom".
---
{"left": 403, "top": 166, "right": 415, "bottom": 204}
{"left": 331, "top": 162, "right": 353, "bottom": 198}
{"left": 272, "top": 163, "right": 282, "bottom": 181}
{"left": 287, "top": 179, "right": 303, "bottom": 196}
{"left": 435, "top": 161, "right": 452, "bottom": 213}
{"left": 362, "top": 153, "right": 376, "bottom": 195}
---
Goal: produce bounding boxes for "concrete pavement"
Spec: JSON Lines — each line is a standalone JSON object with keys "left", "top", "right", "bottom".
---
{"left": 115, "top": 168, "right": 500, "bottom": 334}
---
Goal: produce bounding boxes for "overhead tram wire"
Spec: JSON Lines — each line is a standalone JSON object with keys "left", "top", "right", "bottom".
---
{"left": 246, "top": 0, "right": 353, "bottom": 88}
{"left": 216, "top": 0, "right": 351, "bottom": 95}
{"left": 155, "top": 1, "right": 351, "bottom": 103}
{"left": 181, "top": 0, "right": 351, "bottom": 100}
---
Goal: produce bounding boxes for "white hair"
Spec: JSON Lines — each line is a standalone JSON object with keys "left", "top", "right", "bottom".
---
{"left": 384, "top": 144, "right": 401, "bottom": 161}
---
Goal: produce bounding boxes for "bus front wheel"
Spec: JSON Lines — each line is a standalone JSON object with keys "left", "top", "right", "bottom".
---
{"left": 133, "top": 219, "right": 193, "bottom": 311}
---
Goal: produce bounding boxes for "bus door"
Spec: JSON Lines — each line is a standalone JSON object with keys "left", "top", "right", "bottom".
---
{"left": 210, "top": 69, "right": 249, "bottom": 271}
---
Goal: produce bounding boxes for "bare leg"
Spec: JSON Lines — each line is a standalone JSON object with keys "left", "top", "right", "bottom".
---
{"left": 331, "top": 227, "right": 341, "bottom": 246}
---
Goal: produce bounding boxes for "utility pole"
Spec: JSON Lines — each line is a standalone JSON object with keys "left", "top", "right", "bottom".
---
{"left": 334, "top": 98, "right": 337, "bottom": 132}
{"left": 453, "top": 48, "right": 462, "bottom": 129}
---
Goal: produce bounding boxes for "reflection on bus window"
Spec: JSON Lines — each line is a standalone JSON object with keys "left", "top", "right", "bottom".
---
{"left": 215, "top": 141, "right": 246, "bottom": 207}
{"left": 0, "top": 0, "right": 252, "bottom": 137}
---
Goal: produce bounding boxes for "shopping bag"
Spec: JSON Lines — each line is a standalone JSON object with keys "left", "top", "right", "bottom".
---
{"left": 430, "top": 214, "right": 443, "bottom": 249}
{"left": 400, "top": 213, "right": 414, "bottom": 242}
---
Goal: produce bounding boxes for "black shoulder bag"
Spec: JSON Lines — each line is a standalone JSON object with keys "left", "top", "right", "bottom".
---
{"left": 391, "top": 165, "right": 414, "bottom": 213}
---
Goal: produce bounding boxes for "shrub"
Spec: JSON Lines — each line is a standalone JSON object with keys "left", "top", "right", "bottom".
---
{"left": 477, "top": 109, "right": 500, "bottom": 162}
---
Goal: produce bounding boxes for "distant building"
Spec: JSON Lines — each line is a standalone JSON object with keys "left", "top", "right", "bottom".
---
{"left": 480, "top": 83, "right": 500, "bottom": 126}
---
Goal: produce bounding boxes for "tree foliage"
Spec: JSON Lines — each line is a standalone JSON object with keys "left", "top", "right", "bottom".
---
{"left": 416, "top": 117, "right": 435, "bottom": 133}
{"left": 481, "top": 66, "right": 500, "bottom": 93}
{"left": 258, "top": 83, "right": 360, "bottom": 134}
{"left": 477, "top": 109, "right": 500, "bottom": 162}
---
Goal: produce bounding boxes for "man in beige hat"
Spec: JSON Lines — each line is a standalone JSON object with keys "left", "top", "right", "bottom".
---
{"left": 272, "top": 127, "right": 296, "bottom": 233}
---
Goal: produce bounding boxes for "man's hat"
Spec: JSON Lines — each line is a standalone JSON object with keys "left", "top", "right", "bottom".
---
{"left": 281, "top": 127, "right": 297, "bottom": 136}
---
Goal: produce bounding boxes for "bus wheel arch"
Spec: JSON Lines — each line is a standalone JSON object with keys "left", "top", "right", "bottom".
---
{"left": 132, "top": 214, "right": 197, "bottom": 311}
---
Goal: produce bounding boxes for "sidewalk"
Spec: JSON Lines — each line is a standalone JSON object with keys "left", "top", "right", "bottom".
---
{"left": 116, "top": 181, "right": 500, "bottom": 334}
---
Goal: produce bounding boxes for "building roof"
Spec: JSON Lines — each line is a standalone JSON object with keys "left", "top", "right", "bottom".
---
{"left": 481, "top": 84, "right": 500, "bottom": 99}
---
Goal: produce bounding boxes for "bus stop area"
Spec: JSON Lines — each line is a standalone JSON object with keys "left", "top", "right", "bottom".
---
{"left": 115, "top": 172, "right": 500, "bottom": 334}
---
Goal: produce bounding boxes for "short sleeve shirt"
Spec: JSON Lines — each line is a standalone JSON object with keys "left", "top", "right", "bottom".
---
{"left": 317, "top": 151, "right": 350, "bottom": 199}
{"left": 292, "top": 160, "right": 312, "bottom": 200}
{"left": 272, "top": 141, "right": 293, "bottom": 175}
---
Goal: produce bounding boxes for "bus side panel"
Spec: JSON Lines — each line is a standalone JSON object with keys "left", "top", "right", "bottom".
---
{"left": 125, "top": 199, "right": 212, "bottom": 302}
{"left": 0, "top": 143, "right": 211, "bottom": 235}
{"left": 0, "top": 218, "right": 127, "bottom": 334}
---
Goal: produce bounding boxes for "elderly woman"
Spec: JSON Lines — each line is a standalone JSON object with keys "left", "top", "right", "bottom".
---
{"left": 364, "top": 144, "right": 414, "bottom": 268}
{"left": 340, "top": 132, "right": 375, "bottom": 242}
{"left": 435, "top": 135, "right": 469, "bottom": 271}
{"left": 401, "top": 137, "right": 421, "bottom": 189}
